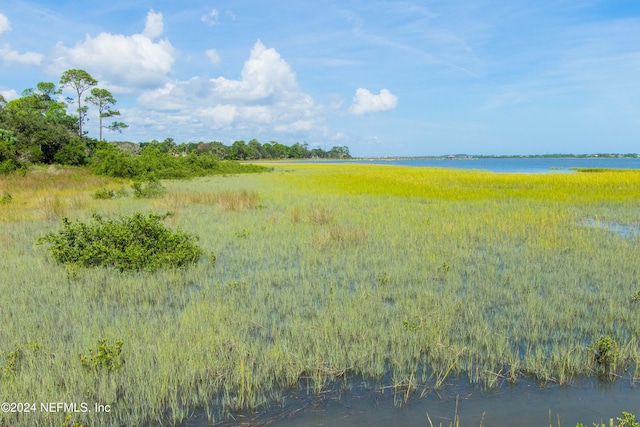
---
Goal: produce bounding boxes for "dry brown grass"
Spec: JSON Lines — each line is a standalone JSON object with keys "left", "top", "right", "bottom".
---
{"left": 308, "top": 205, "right": 332, "bottom": 224}
{"left": 215, "top": 190, "right": 260, "bottom": 211}
{"left": 314, "top": 226, "right": 367, "bottom": 247}
{"left": 288, "top": 206, "right": 303, "bottom": 223}
{"left": 39, "top": 195, "right": 68, "bottom": 220}
{"left": 157, "top": 189, "right": 260, "bottom": 212}
{"left": 0, "top": 166, "right": 120, "bottom": 223}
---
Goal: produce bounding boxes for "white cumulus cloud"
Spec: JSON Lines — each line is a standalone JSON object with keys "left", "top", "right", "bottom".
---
{"left": 52, "top": 9, "right": 174, "bottom": 90}
{"left": 0, "top": 13, "right": 10, "bottom": 34}
{"left": 348, "top": 88, "right": 398, "bottom": 115}
{"left": 209, "top": 40, "right": 299, "bottom": 101}
{"left": 134, "top": 40, "right": 320, "bottom": 137}
{"left": 0, "top": 89, "right": 19, "bottom": 101}
{"left": 0, "top": 43, "right": 44, "bottom": 65}
{"left": 142, "top": 9, "right": 164, "bottom": 39}
{"left": 0, "top": 14, "right": 43, "bottom": 66}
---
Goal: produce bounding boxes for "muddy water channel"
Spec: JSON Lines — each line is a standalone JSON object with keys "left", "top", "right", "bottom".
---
{"left": 179, "top": 378, "right": 639, "bottom": 427}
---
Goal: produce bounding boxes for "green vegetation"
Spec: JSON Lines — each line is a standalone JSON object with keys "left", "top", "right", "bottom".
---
{"left": 593, "top": 336, "right": 619, "bottom": 377}
{"left": 1, "top": 163, "right": 640, "bottom": 426}
{"left": 577, "top": 412, "right": 640, "bottom": 427}
{"left": 88, "top": 142, "right": 272, "bottom": 179}
{"left": 37, "top": 212, "right": 205, "bottom": 272}
{"left": 131, "top": 177, "right": 166, "bottom": 198}
{"left": 79, "top": 338, "right": 124, "bottom": 372}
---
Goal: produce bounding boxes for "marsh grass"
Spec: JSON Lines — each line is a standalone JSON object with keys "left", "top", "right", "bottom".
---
{"left": 215, "top": 189, "right": 260, "bottom": 211}
{"left": 1, "top": 163, "right": 640, "bottom": 426}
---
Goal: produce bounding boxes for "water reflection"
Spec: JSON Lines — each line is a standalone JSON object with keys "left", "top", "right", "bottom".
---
{"left": 180, "top": 378, "right": 639, "bottom": 427}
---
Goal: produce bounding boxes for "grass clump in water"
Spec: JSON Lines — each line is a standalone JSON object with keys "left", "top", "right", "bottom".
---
{"left": 37, "top": 211, "right": 205, "bottom": 272}
{"left": 593, "top": 335, "right": 619, "bottom": 377}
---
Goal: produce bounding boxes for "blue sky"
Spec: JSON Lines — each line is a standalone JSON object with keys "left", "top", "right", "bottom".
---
{"left": 1, "top": 1, "right": 639, "bottom": 156}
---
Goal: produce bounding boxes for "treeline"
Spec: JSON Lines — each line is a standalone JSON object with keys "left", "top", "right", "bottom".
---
{"left": 116, "top": 138, "right": 351, "bottom": 161}
{"left": 0, "top": 69, "right": 125, "bottom": 173}
{"left": 0, "top": 69, "right": 349, "bottom": 178}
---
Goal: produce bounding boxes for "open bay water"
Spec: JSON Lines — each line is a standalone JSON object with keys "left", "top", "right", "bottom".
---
{"left": 307, "top": 156, "right": 640, "bottom": 173}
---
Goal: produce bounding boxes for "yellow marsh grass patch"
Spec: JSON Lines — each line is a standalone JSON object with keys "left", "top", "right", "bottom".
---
{"left": 270, "top": 163, "right": 640, "bottom": 202}
{"left": 0, "top": 166, "right": 123, "bottom": 223}
{"left": 39, "top": 195, "right": 68, "bottom": 220}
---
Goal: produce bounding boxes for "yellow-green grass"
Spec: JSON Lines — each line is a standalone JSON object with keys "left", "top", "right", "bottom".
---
{"left": 1, "top": 163, "right": 639, "bottom": 426}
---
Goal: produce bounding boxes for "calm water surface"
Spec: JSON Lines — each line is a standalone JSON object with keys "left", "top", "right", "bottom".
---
{"left": 181, "top": 378, "right": 639, "bottom": 427}
{"left": 298, "top": 157, "right": 640, "bottom": 173}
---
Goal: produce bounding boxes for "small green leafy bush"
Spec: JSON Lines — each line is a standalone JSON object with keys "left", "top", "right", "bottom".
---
{"left": 1, "top": 342, "right": 43, "bottom": 380}
{"left": 576, "top": 412, "right": 639, "bottom": 427}
{"left": 80, "top": 338, "right": 123, "bottom": 371}
{"left": 0, "top": 192, "right": 12, "bottom": 204}
{"left": 593, "top": 335, "right": 619, "bottom": 374}
{"left": 131, "top": 177, "right": 166, "bottom": 198}
{"left": 92, "top": 187, "right": 127, "bottom": 200}
{"left": 37, "top": 212, "right": 206, "bottom": 271}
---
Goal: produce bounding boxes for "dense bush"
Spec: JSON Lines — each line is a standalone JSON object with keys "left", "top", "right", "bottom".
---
{"left": 89, "top": 144, "right": 271, "bottom": 179}
{"left": 37, "top": 212, "right": 206, "bottom": 271}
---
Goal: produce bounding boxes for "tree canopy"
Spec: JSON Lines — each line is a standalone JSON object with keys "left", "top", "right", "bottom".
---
{"left": 0, "top": 69, "right": 350, "bottom": 176}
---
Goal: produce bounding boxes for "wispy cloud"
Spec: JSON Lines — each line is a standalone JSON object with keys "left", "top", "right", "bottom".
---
{"left": 0, "top": 13, "right": 11, "bottom": 34}
{"left": 201, "top": 9, "right": 219, "bottom": 26}
{"left": 205, "top": 49, "right": 221, "bottom": 66}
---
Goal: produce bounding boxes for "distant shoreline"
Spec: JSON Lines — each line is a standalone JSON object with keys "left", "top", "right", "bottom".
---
{"left": 352, "top": 153, "right": 640, "bottom": 160}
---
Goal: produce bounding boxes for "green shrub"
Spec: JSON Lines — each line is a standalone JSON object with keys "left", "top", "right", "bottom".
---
{"left": 0, "top": 192, "right": 12, "bottom": 204}
{"left": 37, "top": 212, "right": 206, "bottom": 271}
{"left": 80, "top": 338, "right": 124, "bottom": 371}
{"left": 131, "top": 177, "right": 166, "bottom": 198}
{"left": 92, "top": 187, "right": 127, "bottom": 200}
{"left": 90, "top": 144, "right": 271, "bottom": 179}
{"left": 593, "top": 335, "right": 619, "bottom": 373}
{"left": 1, "top": 342, "right": 43, "bottom": 380}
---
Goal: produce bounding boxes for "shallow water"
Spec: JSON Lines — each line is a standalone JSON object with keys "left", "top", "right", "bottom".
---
{"left": 582, "top": 219, "right": 640, "bottom": 239}
{"left": 288, "top": 157, "right": 640, "bottom": 173}
{"left": 180, "top": 378, "right": 640, "bottom": 427}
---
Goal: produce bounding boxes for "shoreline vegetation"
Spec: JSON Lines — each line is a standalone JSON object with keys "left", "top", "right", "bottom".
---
{"left": 1, "top": 162, "right": 639, "bottom": 426}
